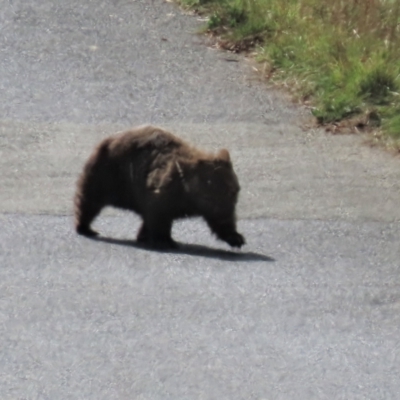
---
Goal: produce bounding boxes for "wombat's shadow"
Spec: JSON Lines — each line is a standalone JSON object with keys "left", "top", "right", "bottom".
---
{"left": 92, "top": 236, "right": 274, "bottom": 262}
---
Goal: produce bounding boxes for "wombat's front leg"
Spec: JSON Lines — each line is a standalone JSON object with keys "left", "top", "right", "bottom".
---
{"left": 205, "top": 217, "right": 245, "bottom": 248}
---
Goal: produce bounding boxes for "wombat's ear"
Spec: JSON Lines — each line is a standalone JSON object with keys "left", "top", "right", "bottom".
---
{"left": 217, "top": 148, "right": 230, "bottom": 162}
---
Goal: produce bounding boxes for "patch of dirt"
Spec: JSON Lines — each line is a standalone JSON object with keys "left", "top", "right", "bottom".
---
{"left": 212, "top": 34, "right": 264, "bottom": 53}
{"left": 323, "top": 111, "right": 381, "bottom": 135}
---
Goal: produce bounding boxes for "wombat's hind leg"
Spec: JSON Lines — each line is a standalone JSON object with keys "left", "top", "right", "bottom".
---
{"left": 75, "top": 201, "right": 103, "bottom": 237}
{"left": 77, "top": 225, "right": 99, "bottom": 237}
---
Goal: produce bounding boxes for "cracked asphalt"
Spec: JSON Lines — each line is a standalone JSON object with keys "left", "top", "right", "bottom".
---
{"left": 1, "top": 0, "right": 400, "bottom": 399}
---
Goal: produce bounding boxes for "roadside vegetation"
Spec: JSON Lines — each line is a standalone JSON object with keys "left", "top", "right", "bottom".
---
{"left": 176, "top": 0, "right": 400, "bottom": 149}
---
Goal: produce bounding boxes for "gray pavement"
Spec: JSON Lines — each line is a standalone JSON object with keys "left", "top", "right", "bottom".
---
{"left": 1, "top": 214, "right": 400, "bottom": 399}
{"left": 1, "top": 0, "right": 400, "bottom": 399}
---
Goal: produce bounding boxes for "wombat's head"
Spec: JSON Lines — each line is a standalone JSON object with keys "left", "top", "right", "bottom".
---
{"left": 185, "top": 149, "right": 240, "bottom": 217}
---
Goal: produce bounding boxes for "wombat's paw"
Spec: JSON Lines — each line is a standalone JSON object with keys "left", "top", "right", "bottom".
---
{"left": 76, "top": 225, "right": 99, "bottom": 237}
{"left": 225, "top": 232, "right": 245, "bottom": 248}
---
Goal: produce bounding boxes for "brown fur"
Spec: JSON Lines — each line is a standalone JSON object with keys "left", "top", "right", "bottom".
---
{"left": 74, "top": 125, "right": 245, "bottom": 248}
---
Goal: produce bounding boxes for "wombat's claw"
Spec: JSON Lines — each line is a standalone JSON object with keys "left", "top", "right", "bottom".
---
{"left": 226, "top": 232, "right": 245, "bottom": 248}
{"left": 76, "top": 225, "right": 99, "bottom": 237}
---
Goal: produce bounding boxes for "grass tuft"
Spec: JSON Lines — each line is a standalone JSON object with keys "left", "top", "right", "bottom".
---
{"left": 359, "top": 67, "right": 397, "bottom": 105}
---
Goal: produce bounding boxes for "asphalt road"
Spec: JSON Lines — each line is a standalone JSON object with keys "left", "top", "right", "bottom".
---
{"left": 1, "top": 0, "right": 400, "bottom": 399}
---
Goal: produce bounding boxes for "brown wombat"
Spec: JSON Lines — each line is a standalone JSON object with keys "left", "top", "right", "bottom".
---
{"left": 74, "top": 125, "right": 245, "bottom": 248}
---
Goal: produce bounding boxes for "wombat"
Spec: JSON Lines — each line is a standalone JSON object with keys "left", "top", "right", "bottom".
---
{"left": 74, "top": 125, "right": 245, "bottom": 249}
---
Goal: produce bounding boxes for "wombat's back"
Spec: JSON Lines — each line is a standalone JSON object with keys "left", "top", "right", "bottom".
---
{"left": 105, "top": 126, "right": 185, "bottom": 158}
{"left": 75, "top": 126, "right": 190, "bottom": 214}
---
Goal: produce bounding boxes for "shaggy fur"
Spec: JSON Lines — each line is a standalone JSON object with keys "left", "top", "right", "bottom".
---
{"left": 74, "top": 125, "right": 245, "bottom": 248}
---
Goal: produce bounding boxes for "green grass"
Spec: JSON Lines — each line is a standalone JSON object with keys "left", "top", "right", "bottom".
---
{"left": 176, "top": 0, "right": 400, "bottom": 146}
